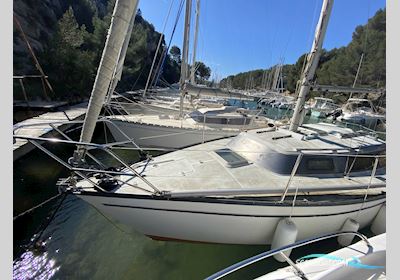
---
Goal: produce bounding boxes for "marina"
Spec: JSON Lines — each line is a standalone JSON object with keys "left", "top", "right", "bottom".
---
{"left": 12, "top": 0, "right": 387, "bottom": 279}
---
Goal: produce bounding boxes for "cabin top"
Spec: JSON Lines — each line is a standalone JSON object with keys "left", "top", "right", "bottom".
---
{"left": 228, "top": 122, "right": 384, "bottom": 156}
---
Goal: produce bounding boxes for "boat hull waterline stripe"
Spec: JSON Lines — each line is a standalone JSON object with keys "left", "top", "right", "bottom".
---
{"left": 101, "top": 201, "right": 384, "bottom": 218}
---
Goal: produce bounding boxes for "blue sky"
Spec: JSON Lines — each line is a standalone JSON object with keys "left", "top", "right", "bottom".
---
{"left": 138, "top": 0, "right": 386, "bottom": 80}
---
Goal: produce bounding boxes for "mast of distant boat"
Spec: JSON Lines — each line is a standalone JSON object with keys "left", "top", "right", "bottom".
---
{"left": 179, "top": 0, "right": 192, "bottom": 117}
{"left": 349, "top": 53, "right": 364, "bottom": 99}
{"left": 72, "top": 0, "right": 140, "bottom": 162}
{"left": 190, "top": 0, "right": 201, "bottom": 85}
{"left": 289, "top": 0, "right": 334, "bottom": 132}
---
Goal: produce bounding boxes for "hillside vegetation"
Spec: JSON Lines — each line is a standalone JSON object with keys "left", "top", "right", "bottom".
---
{"left": 13, "top": 0, "right": 208, "bottom": 102}
{"left": 219, "top": 9, "right": 386, "bottom": 95}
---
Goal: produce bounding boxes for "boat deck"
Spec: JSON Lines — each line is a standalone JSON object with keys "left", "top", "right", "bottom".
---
{"left": 13, "top": 100, "right": 69, "bottom": 110}
{"left": 13, "top": 102, "right": 87, "bottom": 160}
{"left": 106, "top": 113, "right": 272, "bottom": 132}
{"left": 78, "top": 126, "right": 385, "bottom": 197}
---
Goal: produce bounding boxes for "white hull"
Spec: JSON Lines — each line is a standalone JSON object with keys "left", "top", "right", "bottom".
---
{"left": 77, "top": 193, "right": 385, "bottom": 245}
{"left": 257, "top": 233, "right": 386, "bottom": 280}
{"left": 106, "top": 119, "right": 238, "bottom": 149}
{"left": 339, "top": 113, "right": 385, "bottom": 129}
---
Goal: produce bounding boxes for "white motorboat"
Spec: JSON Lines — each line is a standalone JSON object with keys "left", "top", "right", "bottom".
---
{"left": 258, "top": 95, "right": 295, "bottom": 111}
{"left": 310, "top": 97, "right": 339, "bottom": 118}
{"left": 337, "top": 98, "right": 385, "bottom": 129}
{"left": 206, "top": 231, "right": 386, "bottom": 280}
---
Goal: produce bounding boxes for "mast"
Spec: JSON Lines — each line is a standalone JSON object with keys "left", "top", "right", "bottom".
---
{"left": 272, "top": 63, "right": 281, "bottom": 91}
{"left": 190, "top": 0, "right": 200, "bottom": 85}
{"left": 73, "top": 0, "right": 139, "bottom": 162}
{"left": 105, "top": 2, "right": 139, "bottom": 104}
{"left": 349, "top": 53, "right": 364, "bottom": 99}
{"left": 289, "top": 0, "right": 334, "bottom": 132}
{"left": 179, "top": 0, "right": 192, "bottom": 117}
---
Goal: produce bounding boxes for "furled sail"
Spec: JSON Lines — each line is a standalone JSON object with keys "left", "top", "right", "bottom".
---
{"left": 73, "top": 0, "right": 139, "bottom": 162}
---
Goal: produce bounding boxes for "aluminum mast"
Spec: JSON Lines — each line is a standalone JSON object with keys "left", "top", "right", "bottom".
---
{"left": 73, "top": 0, "right": 139, "bottom": 162}
{"left": 289, "top": 0, "right": 334, "bottom": 132}
{"left": 190, "top": 0, "right": 200, "bottom": 85}
{"left": 179, "top": 0, "right": 192, "bottom": 117}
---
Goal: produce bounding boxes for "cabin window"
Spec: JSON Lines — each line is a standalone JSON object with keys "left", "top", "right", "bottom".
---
{"left": 215, "top": 148, "right": 249, "bottom": 168}
{"left": 347, "top": 154, "right": 386, "bottom": 172}
{"left": 349, "top": 157, "right": 374, "bottom": 171}
{"left": 305, "top": 158, "right": 334, "bottom": 172}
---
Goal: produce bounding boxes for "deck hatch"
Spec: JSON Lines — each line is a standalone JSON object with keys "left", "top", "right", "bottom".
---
{"left": 215, "top": 148, "right": 249, "bottom": 168}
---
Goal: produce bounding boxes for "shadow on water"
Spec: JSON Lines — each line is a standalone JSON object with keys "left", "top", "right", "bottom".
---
{"left": 13, "top": 113, "right": 380, "bottom": 279}
{"left": 13, "top": 124, "right": 139, "bottom": 255}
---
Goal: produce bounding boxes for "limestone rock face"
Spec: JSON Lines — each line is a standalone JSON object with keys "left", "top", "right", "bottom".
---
{"left": 13, "top": 0, "right": 108, "bottom": 74}
{"left": 14, "top": 0, "right": 65, "bottom": 73}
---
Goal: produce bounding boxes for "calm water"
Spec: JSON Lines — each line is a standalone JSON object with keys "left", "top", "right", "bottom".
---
{"left": 13, "top": 107, "right": 376, "bottom": 280}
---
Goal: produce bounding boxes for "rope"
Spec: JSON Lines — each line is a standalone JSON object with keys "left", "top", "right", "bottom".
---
{"left": 13, "top": 192, "right": 64, "bottom": 221}
{"left": 88, "top": 202, "right": 135, "bottom": 238}
{"left": 26, "top": 193, "right": 68, "bottom": 251}
{"left": 143, "top": 0, "right": 175, "bottom": 97}
{"left": 139, "top": 156, "right": 152, "bottom": 175}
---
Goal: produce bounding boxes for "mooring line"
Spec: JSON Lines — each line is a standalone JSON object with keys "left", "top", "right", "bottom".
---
{"left": 13, "top": 192, "right": 64, "bottom": 221}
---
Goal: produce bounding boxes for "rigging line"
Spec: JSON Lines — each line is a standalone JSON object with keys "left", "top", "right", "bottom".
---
{"left": 13, "top": 193, "right": 64, "bottom": 221}
{"left": 88, "top": 202, "right": 136, "bottom": 238}
{"left": 143, "top": 0, "right": 176, "bottom": 97}
{"left": 27, "top": 193, "right": 69, "bottom": 250}
{"left": 279, "top": 15, "right": 296, "bottom": 59}
{"left": 148, "top": 1, "right": 184, "bottom": 90}
{"left": 307, "top": 0, "right": 321, "bottom": 53}
{"left": 130, "top": 66, "right": 146, "bottom": 91}
{"left": 356, "top": 0, "right": 371, "bottom": 88}
{"left": 152, "top": 0, "right": 185, "bottom": 88}
{"left": 149, "top": 45, "right": 168, "bottom": 89}
{"left": 356, "top": 156, "right": 379, "bottom": 219}
{"left": 296, "top": 0, "right": 321, "bottom": 93}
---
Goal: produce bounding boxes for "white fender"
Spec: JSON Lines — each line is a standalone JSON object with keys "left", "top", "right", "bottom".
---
{"left": 271, "top": 218, "right": 298, "bottom": 262}
{"left": 371, "top": 204, "right": 386, "bottom": 235}
{"left": 338, "top": 218, "right": 359, "bottom": 247}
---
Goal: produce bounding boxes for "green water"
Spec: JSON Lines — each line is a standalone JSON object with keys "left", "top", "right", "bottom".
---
{"left": 13, "top": 110, "right": 380, "bottom": 280}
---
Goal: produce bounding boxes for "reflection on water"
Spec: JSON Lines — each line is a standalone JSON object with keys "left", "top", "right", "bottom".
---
{"left": 14, "top": 195, "right": 285, "bottom": 279}
{"left": 13, "top": 250, "right": 60, "bottom": 280}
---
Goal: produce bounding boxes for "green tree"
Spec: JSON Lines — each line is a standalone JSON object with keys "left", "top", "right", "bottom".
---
{"left": 195, "top": 61, "right": 211, "bottom": 83}
{"left": 219, "top": 8, "right": 385, "bottom": 98}
{"left": 169, "top": 46, "right": 181, "bottom": 63}
{"left": 41, "top": 7, "right": 95, "bottom": 101}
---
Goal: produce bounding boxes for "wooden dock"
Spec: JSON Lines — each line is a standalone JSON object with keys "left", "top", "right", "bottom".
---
{"left": 13, "top": 100, "right": 69, "bottom": 110}
{"left": 13, "top": 102, "right": 87, "bottom": 161}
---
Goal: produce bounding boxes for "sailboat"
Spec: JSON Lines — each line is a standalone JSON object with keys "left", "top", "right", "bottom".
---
{"left": 68, "top": 0, "right": 385, "bottom": 245}
{"left": 102, "top": 0, "right": 274, "bottom": 149}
